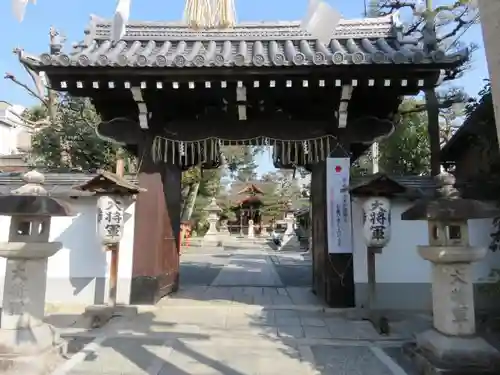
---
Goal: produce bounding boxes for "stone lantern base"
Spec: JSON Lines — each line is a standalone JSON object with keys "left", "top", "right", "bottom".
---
{"left": 0, "top": 242, "right": 63, "bottom": 357}
{"left": 405, "top": 246, "right": 500, "bottom": 374}
{"left": 280, "top": 234, "right": 301, "bottom": 251}
{"left": 404, "top": 330, "right": 500, "bottom": 375}
{"left": 0, "top": 323, "right": 61, "bottom": 356}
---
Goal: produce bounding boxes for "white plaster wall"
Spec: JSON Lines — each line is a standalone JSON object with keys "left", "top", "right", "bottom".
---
{"left": 0, "top": 122, "right": 17, "bottom": 155}
{"left": 351, "top": 198, "right": 500, "bottom": 310}
{"left": 0, "top": 198, "right": 135, "bottom": 306}
{"left": 0, "top": 195, "right": 497, "bottom": 309}
{"left": 351, "top": 199, "right": 500, "bottom": 283}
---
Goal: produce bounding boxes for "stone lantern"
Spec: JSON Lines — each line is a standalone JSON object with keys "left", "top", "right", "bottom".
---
{"left": 203, "top": 197, "right": 222, "bottom": 245}
{"left": 0, "top": 170, "right": 73, "bottom": 356}
{"left": 401, "top": 171, "right": 500, "bottom": 373}
{"left": 282, "top": 199, "right": 300, "bottom": 251}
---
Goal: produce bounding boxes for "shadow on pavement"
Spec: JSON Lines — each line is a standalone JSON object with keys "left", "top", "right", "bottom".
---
{"left": 59, "top": 311, "right": 249, "bottom": 375}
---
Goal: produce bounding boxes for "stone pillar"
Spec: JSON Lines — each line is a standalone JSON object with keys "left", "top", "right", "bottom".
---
{"left": 247, "top": 219, "right": 254, "bottom": 238}
{"left": 203, "top": 197, "right": 221, "bottom": 245}
{"left": 0, "top": 170, "right": 72, "bottom": 355}
{"left": 478, "top": 0, "right": 500, "bottom": 143}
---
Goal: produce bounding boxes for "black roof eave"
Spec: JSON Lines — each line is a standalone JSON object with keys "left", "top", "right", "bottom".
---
{"left": 441, "top": 97, "right": 492, "bottom": 161}
{"left": 21, "top": 55, "right": 466, "bottom": 76}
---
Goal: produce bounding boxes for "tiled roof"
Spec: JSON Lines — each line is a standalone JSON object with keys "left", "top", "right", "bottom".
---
{"left": 0, "top": 172, "right": 138, "bottom": 197}
{"left": 27, "top": 14, "right": 467, "bottom": 69}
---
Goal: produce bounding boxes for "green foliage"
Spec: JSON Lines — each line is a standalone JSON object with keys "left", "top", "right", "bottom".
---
{"left": 29, "top": 94, "right": 123, "bottom": 171}
{"left": 224, "top": 146, "right": 263, "bottom": 181}
{"left": 181, "top": 146, "right": 262, "bottom": 229}
{"left": 351, "top": 99, "right": 430, "bottom": 176}
{"left": 379, "top": 100, "right": 431, "bottom": 175}
{"left": 259, "top": 170, "right": 304, "bottom": 219}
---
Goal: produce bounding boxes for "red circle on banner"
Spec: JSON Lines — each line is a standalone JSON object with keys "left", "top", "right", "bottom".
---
{"left": 335, "top": 165, "right": 342, "bottom": 173}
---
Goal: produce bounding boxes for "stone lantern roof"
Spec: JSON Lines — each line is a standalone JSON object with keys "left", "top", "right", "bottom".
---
{"left": 204, "top": 197, "right": 222, "bottom": 213}
{"left": 401, "top": 171, "right": 500, "bottom": 221}
{"left": 0, "top": 170, "right": 73, "bottom": 216}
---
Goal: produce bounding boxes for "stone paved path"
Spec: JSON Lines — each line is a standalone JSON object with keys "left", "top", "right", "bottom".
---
{"left": 52, "top": 247, "right": 416, "bottom": 375}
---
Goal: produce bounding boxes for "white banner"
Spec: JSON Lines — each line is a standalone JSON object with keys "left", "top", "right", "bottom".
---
{"left": 326, "top": 157, "right": 352, "bottom": 253}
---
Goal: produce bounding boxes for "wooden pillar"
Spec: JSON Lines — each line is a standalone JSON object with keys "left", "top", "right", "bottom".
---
{"left": 130, "top": 135, "right": 182, "bottom": 304}
{"left": 311, "top": 160, "right": 355, "bottom": 308}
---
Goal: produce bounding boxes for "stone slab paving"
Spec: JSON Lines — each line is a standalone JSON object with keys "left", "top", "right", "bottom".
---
{"left": 311, "top": 346, "right": 394, "bottom": 375}
{"left": 180, "top": 253, "right": 232, "bottom": 286}
{"left": 211, "top": 252, "right": 283, "bottom": 287}
{"left": 60, "top": 305, "right": 410, "bottom": 375}
{"left": 54, "top": 247, "right": 411, "bottom": 375}
{"left": 162, "top": 286, "right": 326, "bottom": 307}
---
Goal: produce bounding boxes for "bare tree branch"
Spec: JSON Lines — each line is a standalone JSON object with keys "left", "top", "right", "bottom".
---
{"left": 3, "top": 73, "right": 48, "bottom": 108}
{"left": 399, "top": 89, "right": 469, "bottom": 115}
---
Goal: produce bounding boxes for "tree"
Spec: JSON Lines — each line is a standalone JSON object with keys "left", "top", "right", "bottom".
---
{"left": 370, "top": 0, "right": 477, "bottom": 175}
{"left": 223, "top": 146, "right": 263, "bottom": 181}
{"left": 27, "top": 95, "right": 124, "bottom": 171}
{"left": 351, "top": 96, "right": 464, "bottom": 176}
{"left": 259, "top": 170, "right": 306, "bottom": 219}
{"left": 180, "top": 145, "right": 262, "bottom": 228}
{"left": 5, "top": 61, "right": 130, "bottom": 172}
{"left": 378, "top": 100, "right": 430, "bottom": 175}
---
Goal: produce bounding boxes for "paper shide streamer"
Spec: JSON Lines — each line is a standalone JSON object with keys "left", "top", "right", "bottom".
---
{"left": 184, "top": 0, "right": 236, "bottom": 29}
{"left": 151, "top": 135, "right": 345, "bottom": 166}
{"left": 14, "top": 0, "right": 339, "bottom": 45}
{"left": 12, "top": 0, "right": 36, "bottom": 22}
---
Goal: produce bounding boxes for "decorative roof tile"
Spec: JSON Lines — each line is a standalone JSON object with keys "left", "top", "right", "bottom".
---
{"left": 24, "top": 14, "right": 467, "bottom": 69}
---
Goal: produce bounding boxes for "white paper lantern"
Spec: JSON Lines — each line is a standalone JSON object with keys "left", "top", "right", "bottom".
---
{"left": 362, "top": 197, "right": 391, "bottom": 248}
{"left": 97, "top": 196, "right": 125, "bottom": 244}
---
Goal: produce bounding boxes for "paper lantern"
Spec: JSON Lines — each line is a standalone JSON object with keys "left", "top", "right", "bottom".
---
{"left": 97, "top": 196, "right": 125, "bottom": 244}
{"left": 362, "top": 197, "right": 391, "bottom": 248}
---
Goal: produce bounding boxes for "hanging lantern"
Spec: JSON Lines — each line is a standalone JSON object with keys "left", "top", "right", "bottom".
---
{"left": 97, "top": 196, "right": 125, "bottom": 245}
{"left": 362, "top": 197, "right": 391, "bottom": 248}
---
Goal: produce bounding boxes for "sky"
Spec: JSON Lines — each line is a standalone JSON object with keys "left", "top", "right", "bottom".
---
{"left": 0, "top": 0, "right": 489, "bottom": 176}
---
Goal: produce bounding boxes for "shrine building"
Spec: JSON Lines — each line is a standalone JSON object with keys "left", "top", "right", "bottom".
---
{"left": 16, "top": 13, "right": 467, "bottom": 305}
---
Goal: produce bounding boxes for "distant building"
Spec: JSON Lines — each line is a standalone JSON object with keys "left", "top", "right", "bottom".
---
{"left": 0, "top": 101, "right": 32, "bottom": 172}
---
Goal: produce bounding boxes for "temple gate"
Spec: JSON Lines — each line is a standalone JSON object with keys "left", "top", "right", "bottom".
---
{"left": 17, "top": 13, "right": 466, "bottom": 305}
